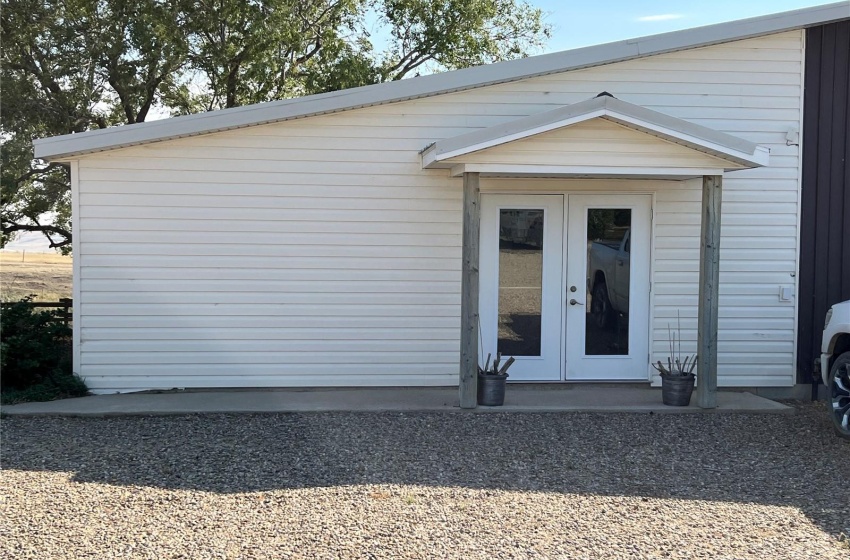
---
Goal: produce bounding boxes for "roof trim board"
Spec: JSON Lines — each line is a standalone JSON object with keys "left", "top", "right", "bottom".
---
{"left": 421, "top": 96, "right": 770, "bottom": 171}
{"left": 447, "top": 163, "right": 729, "bottom": 180}
{"left": 34, "top": 2, "right": 849, "bottom": 161}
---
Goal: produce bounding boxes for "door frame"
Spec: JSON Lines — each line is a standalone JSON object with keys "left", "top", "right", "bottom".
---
{"left": 562, "top": 193, "right": 653, "bottom": 381}
{"left": 479, "top": 186, "right": 657, "bottom": 383}
{"left": 479, "top": 194, "right": 565, "bottom": 381}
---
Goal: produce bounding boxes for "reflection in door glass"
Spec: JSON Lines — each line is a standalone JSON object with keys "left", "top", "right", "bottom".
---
{"left": 498, "top": 209, "right": 543, "bottom": 356}
{"left": 586, "top": 209, "right": 631, "bottom": 355}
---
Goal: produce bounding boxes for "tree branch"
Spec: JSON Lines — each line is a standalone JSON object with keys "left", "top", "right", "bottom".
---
{"left": 392, "top": 51, "right": 436, "bottom": 80}
{"left": 13, "top": 162, "right": 66, "bottom": 185}
{"left": 3, "top": 222, "right": 72, "bottom": 248}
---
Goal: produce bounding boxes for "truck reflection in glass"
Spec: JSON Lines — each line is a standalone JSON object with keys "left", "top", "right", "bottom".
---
{"left": 495, "top": 208, "right": 631, "bottom": 358}
{"left": 497, "top": 209, "right": 544, "bottom": 357}
{"left": 586, "top": 209, "right": 631, "bottom": 355}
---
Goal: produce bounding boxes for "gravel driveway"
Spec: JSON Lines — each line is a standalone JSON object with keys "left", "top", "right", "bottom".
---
{"left": 2, "top": 401, "right": 848, "bottom": 559}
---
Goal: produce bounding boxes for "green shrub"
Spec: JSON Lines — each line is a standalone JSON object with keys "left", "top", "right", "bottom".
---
{"left": 0, "top": 296, "right": 87, "bottom": 404}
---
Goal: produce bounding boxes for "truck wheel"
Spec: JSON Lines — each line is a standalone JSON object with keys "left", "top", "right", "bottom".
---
{"left": 591, "top": 281, "right": 613, "bottom": 329}
{"left": 828, "top": 352, "right": 850, "bottom": 441}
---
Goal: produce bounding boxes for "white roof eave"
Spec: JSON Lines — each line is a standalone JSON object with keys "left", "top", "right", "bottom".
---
{"left": 33, "top": 2, "right": 849, "bottom": 161}
{"left": 422, "top": 96, "right": 770, "bottom": 170}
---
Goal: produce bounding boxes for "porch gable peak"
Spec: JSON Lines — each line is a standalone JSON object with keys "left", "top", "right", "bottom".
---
{"left": 421, "top": 95, "right": 769, "bottom": 176}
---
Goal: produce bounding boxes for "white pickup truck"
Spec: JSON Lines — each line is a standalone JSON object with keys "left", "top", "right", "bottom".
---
{"left": 817, "top": 299, "right": 850, "bottom": 440}
{"left": 587, "top": 228, "right": 630, "bottom": 328}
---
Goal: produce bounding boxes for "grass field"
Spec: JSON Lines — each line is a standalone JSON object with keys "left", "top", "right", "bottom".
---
{"left": 0, "top": 251, "right": 72, "bottom": 302}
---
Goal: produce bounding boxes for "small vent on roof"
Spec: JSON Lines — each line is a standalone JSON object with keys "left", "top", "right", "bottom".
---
{"left": 595, "top": 91, "right": 616, "bottom": 98}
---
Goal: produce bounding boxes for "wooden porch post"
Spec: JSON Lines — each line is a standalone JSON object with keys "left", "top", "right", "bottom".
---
{"left": 459, "top": 172, "right": 481, "bottom": 409}
{"left": 696, "top": 174, "right": 722, "bottom": 409}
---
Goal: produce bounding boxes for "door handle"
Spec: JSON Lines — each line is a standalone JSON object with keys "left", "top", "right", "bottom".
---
{"left": 569, "top": 299, "right": 584, "bottom": 306}
{"left": 616, "top": 259, "right": 624, "bottom": 266}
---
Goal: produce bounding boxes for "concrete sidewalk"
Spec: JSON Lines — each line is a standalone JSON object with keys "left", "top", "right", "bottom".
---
{"left": 1, "top": 386, "right": 792, "bottom": 416}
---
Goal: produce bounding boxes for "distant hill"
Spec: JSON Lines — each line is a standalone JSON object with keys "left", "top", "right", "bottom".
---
{"left": 2, "top": 231, "right": 54, "bottom": 253}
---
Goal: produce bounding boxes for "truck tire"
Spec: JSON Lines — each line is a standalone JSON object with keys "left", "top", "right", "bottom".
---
{"left": 591, "top": 281, "right": 613, "bottom": 329}
{"left": 827, "top": 351, "right": 850, "bottom": 441}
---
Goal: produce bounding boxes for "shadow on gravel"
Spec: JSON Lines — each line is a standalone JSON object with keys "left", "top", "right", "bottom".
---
{"left": 3, "top": 403, "right": 849, "bottom": 536}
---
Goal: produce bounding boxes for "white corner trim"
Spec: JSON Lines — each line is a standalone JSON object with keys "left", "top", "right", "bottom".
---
{"left": 791, "top": 27, "right": 807, "bottom": 387}
{"left": 70, "top": 160, "right": 82, "bottom": 379}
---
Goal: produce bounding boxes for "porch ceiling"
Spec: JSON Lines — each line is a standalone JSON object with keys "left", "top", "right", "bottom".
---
{"left": 421, "top": 94, "right": 770, "bottom": 179}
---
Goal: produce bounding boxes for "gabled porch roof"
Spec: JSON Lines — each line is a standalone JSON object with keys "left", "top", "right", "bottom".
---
{"left": 421, "top": 95, "right": 769, "bottom": 179}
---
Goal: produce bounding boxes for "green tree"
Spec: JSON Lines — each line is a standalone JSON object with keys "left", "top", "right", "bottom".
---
{"left": 182, "top": 0, "right": 367, "bottom": 109}
{"left": 2, "top": 0, "right": 191, "bottom": 250}
{"left": 184, "top": 0, "right": 551, "bottom": 104}
{"left": 2, "top": 0, "right": 550, "bottom": 249}
{"left": 376, "top": 0, "right": 550, "bottom": 81}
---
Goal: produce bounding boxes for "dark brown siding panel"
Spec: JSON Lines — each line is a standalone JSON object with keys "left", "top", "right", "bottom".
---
{"left": 798, "top": 21, "right": 850, "bottom": 383}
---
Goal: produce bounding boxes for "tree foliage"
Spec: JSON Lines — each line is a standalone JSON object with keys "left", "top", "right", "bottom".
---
{"left": 2, "top": 0, "right": 550, "bottom": 250}
{"left": 2, "top": 0, "right": 191, "bottom": 251}
{"left": 0, "top": 296, "right": 85, "bottom": 405}
{"left": 183, "top": 0, "right": 366, "bottom": 109}
{"left": 377, "top": 0, "right": 549, "bottom": 80}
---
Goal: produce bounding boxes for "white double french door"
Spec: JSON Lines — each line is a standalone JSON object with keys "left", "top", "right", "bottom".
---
{"left": 479, "top": 193, "right": 651, "bottom": 381}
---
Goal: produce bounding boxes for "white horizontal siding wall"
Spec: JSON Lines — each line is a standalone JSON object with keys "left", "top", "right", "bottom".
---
{"left": 76, "top": 137, "right": 463, "bottom": 391}
{"left": 75, "top": 30, "right": 803, "bottom": 391}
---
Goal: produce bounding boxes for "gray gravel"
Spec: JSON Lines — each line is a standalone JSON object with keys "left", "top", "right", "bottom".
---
{"left": 2, "top": 401, "right": 848, "bottom": 559}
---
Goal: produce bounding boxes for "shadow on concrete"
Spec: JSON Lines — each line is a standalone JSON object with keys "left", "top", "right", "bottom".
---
{"left": 3, "top": 405, "right": 848, "bottom": 536}
{"left": 498, "top": 313, "right": 541, "bottom": 356}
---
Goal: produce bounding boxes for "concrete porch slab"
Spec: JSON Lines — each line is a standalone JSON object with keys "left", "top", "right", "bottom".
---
{"left": 1, "top": 386, "right": 792, "bottom": 417}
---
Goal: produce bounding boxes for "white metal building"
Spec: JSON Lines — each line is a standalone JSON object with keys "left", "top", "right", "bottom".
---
{"left": 34, "top": 3, "right": 850, "bottom": 405}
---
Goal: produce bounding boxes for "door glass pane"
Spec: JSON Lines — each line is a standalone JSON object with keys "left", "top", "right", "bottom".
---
{"left": 586, "top": 209, "right": 631, "bottom": 355}
{"left": 498, "top": 209, "right": 543, "bottom": 356}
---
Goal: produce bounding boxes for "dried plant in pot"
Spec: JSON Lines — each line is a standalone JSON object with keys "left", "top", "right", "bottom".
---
{"left": 477, "top": 352, "right": 515, "bottom": 406}
{"left": 652, "top": 319, "right": 697, "bottom": 406}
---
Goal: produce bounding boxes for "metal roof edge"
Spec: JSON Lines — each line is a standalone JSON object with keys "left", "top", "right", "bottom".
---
{"left": 432, "top": 97, "right": 610, "bottom": 158}
{"left": 602, "top": 97, "right": 759, "bottom": 156}
{"left": 425, "top": 95, "right": 766, "bottom": 168}
{"left": 34, "top": 2, "right": 849, "bottom": 161}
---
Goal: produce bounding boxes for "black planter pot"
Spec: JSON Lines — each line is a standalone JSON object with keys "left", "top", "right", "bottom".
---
{"left": 661, "top": 373, "right": 696, "bottom": 406}
{"left": 477, "top": 374, "right": 508, "bottom": 406}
